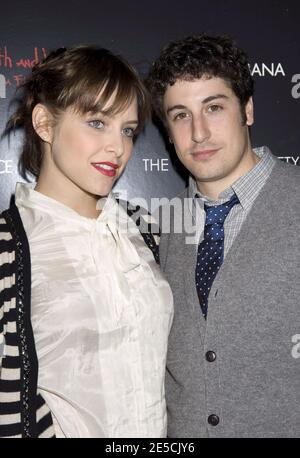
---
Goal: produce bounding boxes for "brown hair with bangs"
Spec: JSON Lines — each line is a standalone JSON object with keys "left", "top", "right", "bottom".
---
{"left": 4, "top": 45, "right": 150, "bottom": 179}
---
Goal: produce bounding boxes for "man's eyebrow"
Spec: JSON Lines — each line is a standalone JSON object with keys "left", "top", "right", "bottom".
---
{"left": 166, "top": 105, "right": 186, "bottom": 115}
{"left": 202, "top": 94, "right": 229, "bottom": 104}
{"left": 166, "top": 94, "right": 229, "bottom": 116}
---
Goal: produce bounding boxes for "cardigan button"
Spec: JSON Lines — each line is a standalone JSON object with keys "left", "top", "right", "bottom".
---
{"left": 206, "top": 351, "right": 216, "bottom": 362}
{"left": 208, "top": 414, "right": 219, "bottom": 426}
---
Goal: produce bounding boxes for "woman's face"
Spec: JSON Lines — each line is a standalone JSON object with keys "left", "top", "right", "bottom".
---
{"left": 38, "top": 95, "right": 138, "bottom": 206}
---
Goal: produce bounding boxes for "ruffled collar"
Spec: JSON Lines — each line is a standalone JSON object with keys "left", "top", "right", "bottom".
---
{"left": 15, "top": 182, "right": 143, "bottom": 274}
{"left": 15, "top": 182, "right": 123, "bottom": 226}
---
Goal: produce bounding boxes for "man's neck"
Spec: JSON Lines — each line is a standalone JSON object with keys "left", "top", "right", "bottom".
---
{"left": 196, "top": 149, "right": 260, "bottom": 200}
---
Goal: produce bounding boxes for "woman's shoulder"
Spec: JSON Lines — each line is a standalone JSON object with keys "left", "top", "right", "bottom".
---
{"left": 0, "top": 204, "right": 23, "bottom": 243}
{"left": 0, "top": 208, "right": 14, "bottom": 247}
{"left": 0, "top": 209, "right": 17, "bottom": 285}
{"left": 0, "top": 204, "right": 30, "bottom": 271}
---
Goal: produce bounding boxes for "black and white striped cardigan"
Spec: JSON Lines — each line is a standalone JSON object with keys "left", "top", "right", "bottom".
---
{"left": 0, "top": 202, "right": 159, "bottom": 438}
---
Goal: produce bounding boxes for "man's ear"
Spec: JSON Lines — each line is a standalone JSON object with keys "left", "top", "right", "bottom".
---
{"left": 245, "top": 97, "right": 254, "bottom": 126}
{"left": 32, "top": 103, "right": 54, "bottom": 143}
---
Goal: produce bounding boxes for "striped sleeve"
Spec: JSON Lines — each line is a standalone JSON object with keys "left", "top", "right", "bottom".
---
{"left": 0, "top": 217, "right": 22, "bottom": 437}
{"left": 1, "top": 213, "right": 56, "bottom": 438}
{"left": 36, "top": 392, "right": 55, "bottom": 438}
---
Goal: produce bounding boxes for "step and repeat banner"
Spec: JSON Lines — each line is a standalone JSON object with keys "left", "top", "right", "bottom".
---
{"left": 0, "top": 0, "right": 299, "bottom": 211}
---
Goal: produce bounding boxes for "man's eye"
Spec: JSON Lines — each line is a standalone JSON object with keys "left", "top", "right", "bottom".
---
{"left": 174, "top": 112, "right": 188, "bottom": 121}
{"left": 207, "top": 105, "right": 223, "bottom": 113}
{"left": 122, "top": 127, "right": 135, "bottom": 138}
{"left": 88, "top": 120, "right": 104, "bottom": 129}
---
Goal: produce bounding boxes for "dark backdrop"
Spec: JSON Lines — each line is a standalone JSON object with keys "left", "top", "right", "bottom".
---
{"left": 1, "top": 0, "right": 299, "bottom": 211}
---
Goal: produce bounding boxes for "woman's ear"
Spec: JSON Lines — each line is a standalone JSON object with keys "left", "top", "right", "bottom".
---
{"left": 32, "top": 103, "right": 54, "bottom": 143}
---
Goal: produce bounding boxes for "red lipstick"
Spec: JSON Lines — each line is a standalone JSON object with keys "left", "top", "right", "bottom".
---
{"left": 91, "top": 162, "right": 119, "bottom": 177}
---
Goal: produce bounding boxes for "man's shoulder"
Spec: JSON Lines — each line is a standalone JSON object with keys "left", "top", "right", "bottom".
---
{"left": 264, "top": 160, "right": 300, "bottom": 224}
{"left": 273, "top": 156, "right": 300, "bottom": 176}
{"left": 270, "top": 159, "right": 300, "bottom": 193}
{"left": 158, "top": 187, "right": 189, "bottom": 212}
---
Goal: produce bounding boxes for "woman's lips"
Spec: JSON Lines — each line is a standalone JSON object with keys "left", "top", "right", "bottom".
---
{"left": 91, "top": 162, "right": 119, "bottom": 177}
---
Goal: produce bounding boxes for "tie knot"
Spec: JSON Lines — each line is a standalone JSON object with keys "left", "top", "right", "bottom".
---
{"left": 204, "top": 194, "right": 239, "bottom": 226}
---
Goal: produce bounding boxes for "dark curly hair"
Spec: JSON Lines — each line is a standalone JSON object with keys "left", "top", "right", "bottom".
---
{"left": 146, "top": 34, "right": 254, "bottom": 123}
{"left": 4, "top": 45, "right": 150, "bottom": 179}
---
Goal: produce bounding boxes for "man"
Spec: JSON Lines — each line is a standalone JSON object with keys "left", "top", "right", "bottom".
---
{"left": 147, "top": 34, "right": 300, "bottom": 438}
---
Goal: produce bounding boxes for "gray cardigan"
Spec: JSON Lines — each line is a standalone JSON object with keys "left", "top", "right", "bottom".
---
{"left": 160, "top": 157, "right": 300, "bottom": 438}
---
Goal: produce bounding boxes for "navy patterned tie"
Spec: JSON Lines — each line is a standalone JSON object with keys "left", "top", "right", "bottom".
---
{"left": 195, "top": 193, "right": 239, "bottom": 319}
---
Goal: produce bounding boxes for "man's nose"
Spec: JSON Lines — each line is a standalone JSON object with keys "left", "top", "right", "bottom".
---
{"left": 191, "top": 115, "right": 210, "bottom": 143}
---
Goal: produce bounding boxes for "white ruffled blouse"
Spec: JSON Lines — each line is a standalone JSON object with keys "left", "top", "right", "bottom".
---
{"left": 15, "top": 183, "right": 173, "bottom": 438}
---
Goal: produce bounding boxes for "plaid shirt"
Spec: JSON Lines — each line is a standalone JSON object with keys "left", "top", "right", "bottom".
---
{"left": 188, "top": 146, "right": 275, "bottom": 257}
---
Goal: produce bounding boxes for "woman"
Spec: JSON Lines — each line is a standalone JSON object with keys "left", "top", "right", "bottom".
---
{"left": 0, "top": 46, "right": 173, "bottom": 438}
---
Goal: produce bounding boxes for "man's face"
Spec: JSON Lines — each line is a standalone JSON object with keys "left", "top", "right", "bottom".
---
{"left": 163, "top": 76, "right": 256, "bottom": 197}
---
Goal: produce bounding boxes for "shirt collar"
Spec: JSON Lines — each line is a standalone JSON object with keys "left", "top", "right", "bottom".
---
{"left": 15, "top": 182, "right": 121, "bottom": 225}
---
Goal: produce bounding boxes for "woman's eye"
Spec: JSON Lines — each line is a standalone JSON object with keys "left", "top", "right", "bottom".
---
{"left": 88, "top": 120, "right": 104, "bottom": 129}
{"left": 122, "top": 127, "right": 135, "bottom": 138}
